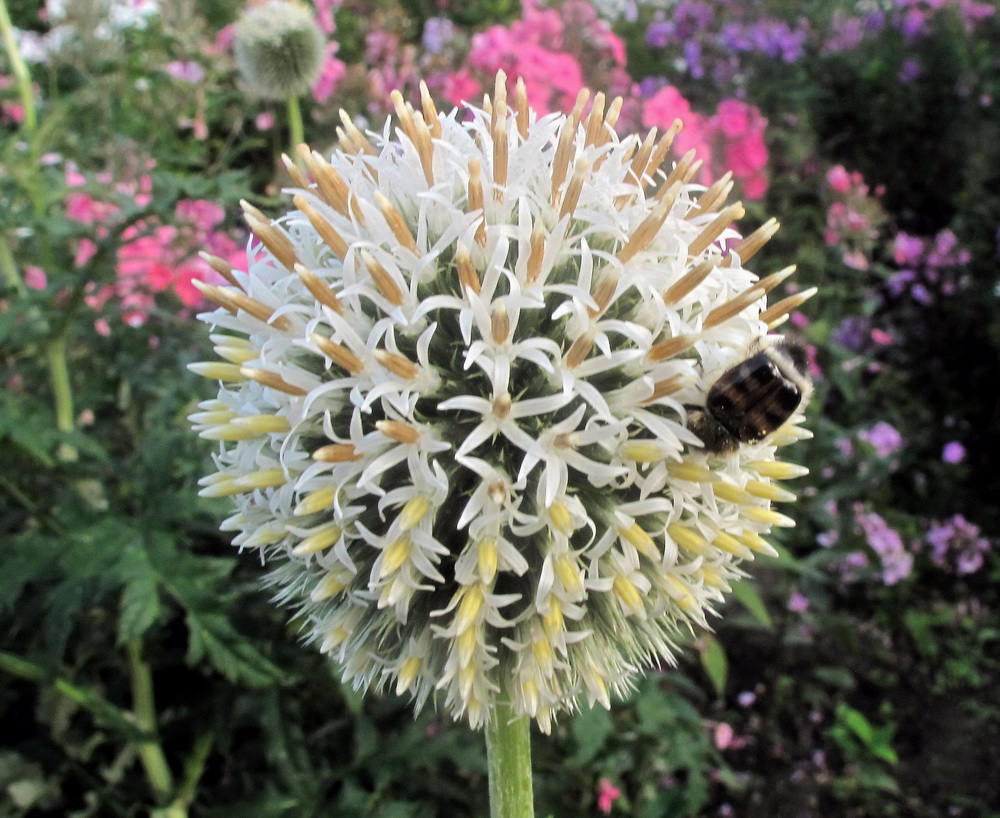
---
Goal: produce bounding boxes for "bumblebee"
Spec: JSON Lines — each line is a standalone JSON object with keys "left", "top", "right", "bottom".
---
{"left": 688, "top": 339, "right": 812, "bottom": 454}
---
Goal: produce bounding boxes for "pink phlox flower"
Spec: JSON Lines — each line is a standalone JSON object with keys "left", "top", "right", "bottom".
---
{"left": 165, "top": 60, "right": 205, "bottom": 83}
{"left": 893, "top": 232, "right": 924, "bottom": 265}
{"left": 854, "top": 506, "right": 913, "bottom": 585}
{"left": 642, "top": 86, "right": 713, "bottom": 181}
{"left": 175, "top": 199, "right": 225, "bottom": 232}
{"left": 24, "top": 265, "right": 48, "bottom": 290}
{"left": 826, "top": 164, "right": 852, "bottom": 193}
{"left": 870, "top": 328, "right": 893, "bottom": 345}
{"left": 596, "top": 778, "right": 622, "bottom": 814}
{"left": 442, "top": 69, "right": 481, "bottom": 108}
{"left": 312, "top": 43, "right": 346, "bottom": 104}
{"left": 313, "top": 0, "right": 339, "bottom": 34}
{"left": 255, "top": 110, "right": 275, "bottom": 130}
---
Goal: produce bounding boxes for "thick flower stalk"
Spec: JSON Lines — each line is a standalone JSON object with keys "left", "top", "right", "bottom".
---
{"left": 189, "top": 73, "right": 814, "bottom": 732}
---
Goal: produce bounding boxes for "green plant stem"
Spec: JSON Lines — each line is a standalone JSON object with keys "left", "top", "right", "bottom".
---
{"left": 126, "top": 639, "right": 176, "bottom": 805}
{"left": 0, "top": 0, "right": 38, "bottom": 138}
{"left": 0, "top": 0, "right": 76, "bottom": 454}
{"left": 485, "top": 701, "right": 535, "bottom": 818}
{"left": 287, "top": 93, "right": 304, "bottom": 156}
{"left": 47, "top": 335, "right": 74, "bottom": 431}
{"left": 0, "top": 233, "right": 27, "bottom": 297}
{"left": 0, "top": 650, "right": 147, "bottom": 740}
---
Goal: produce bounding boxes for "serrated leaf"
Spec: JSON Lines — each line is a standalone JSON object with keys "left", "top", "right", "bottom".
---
{"left": 117, "top": 565, "right": 160, "bottom": 644}
{"left": 698, "top": 634, "right": 728, "bottom": 697}
{"left": 729, "top": 579, "right": 772, "bottom": 627}
{"left": 184, "top": 608, "right": 282, "bottom": 686}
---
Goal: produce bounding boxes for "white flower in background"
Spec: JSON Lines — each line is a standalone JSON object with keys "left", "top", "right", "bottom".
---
{"left": 189, "top": 72, "right": 815, "bottom": 731}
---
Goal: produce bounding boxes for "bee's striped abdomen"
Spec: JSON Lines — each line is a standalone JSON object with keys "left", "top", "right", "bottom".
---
{"left": 706, "top": 352, "right": 803, "bottom": 443}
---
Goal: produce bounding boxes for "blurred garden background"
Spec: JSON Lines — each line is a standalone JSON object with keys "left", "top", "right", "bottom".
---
{"left": 2, "top": 0, "right": 999, "bottom": 816}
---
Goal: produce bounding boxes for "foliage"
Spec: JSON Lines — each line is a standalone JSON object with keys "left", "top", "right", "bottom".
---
{"left": 1, "top": 0, "right": 999, "bottom": 816}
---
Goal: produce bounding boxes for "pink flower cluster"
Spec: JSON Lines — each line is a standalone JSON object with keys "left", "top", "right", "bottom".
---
{"left": 642, "top": 88, "right": 769, "bottom": 199}
{"left": 838, "top": 506, "right": 914, "bottom": 586}
{"left": 824, "top": 165, "right": 886, "bottom": 270}
{"left": 65, "top": 164, "right": 245, "bottom": 331}
{"left": 925, "top": 515, "right": 991, "bottom": 576}
{"left": 887, "top": 228, "right": 971, "bottom": 304}
{"left": 441, "top": 0, "right": 627, "bottom": 116}
{"left": 596, "top": 778, "right": 622, "bottom": 814}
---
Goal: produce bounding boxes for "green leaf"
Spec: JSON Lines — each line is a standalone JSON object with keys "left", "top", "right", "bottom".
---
{"left": 569, "top": 705, "right": 614, "bottom": 765}
{"left": 117, "top": 558, "right": 161, "bottom": 644}
{"left": 729, "top": 579, "right": 773, "bottom": 627}
{"left": 698, "top": 634, "right": 728, "bottom": 697}
{"left": 184, "top": 607, "right": 283, "bottom": 687}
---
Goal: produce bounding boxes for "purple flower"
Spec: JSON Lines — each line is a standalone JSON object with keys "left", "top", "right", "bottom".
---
{"left": 855, "top": 507, "right": 913, "bottom": 585}
{"left": 683, "top": 40, "right": 704, "bottom": 78}
{"left": 165, "top": 60, "right": 205, "bottom": 83}
{"left": 899, "top": 58, "right": 922, "bottom": 84}
{"left": 926, "top": 515, "right": 991, "bottom": 575}
{"left": 942, "top": 441, "right": 966, "bottom": 463}
{"left": 646, "top": 20, "right": 674, "bottom": 48}
{"left": 422, "top": 17, "right": 455, "bottom": 54}
{"left": 858, "top": 422, "right": 905, "bottom": 458}
{"left": 831, "top": 315, "right": 871, "bottom": 351}
{"left": 787, "top": 590, "right": 810, "bottom": 613}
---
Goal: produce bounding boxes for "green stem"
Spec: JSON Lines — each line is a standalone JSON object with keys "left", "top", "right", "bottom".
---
{"left": 485, "top": 701, "right": 535, "bottom": 818}
{"left": 0, "top": 650, "right": 148, "bottom": 741}
{"left": 286, "top": 93, "right": 305, "bottom": 156}
{"left": 47, "top": 335, "right": 74, "bottom": 431}
{"left": 126, "top": 639, "right": 176, "bottom": 805}
{"left": 0, "top": 0, "right": 75, "bottom": 454}
{"left": 0, "top": 0, "right": 38, "bottom": 138}
{"left": 0, "top": 232, "right": 27, "bottom": 297}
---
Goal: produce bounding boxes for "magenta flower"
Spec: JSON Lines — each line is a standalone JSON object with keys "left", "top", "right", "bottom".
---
{"left": 941, "top": 441, "right": 965, "bottom": 464}
{"left": 597, "top": 778, "right": 622, "bottom": 814}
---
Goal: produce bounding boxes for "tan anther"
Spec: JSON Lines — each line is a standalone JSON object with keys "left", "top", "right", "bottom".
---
{"left": 687, "top": 202, "right": 745, "bottom": 258}
{"left": 558, "top": 157, "right": 590, "bottom": 221}
{"left": 361, "top": 250, "right": 405, "bottom": 306}
{"left": 725, "top": 217, "right": 779, "bottom": 264}
{"left": 491, "top": 301, "right": 511, "bottom": 345}
{"left": 310, "top": 333, "right": 364, "bottom": 374}
{"left": 312, "top": 443, "right": 362, "bottom": 462}
{"left": 456, "top": 242, "right": 481, "bottom": 296}
{"left": 374, "top": 192, "right": 418, "bottom": 254}
{"left": 239, "top": 367, "right": 308, "bottom": 395}
{"left": 374, "top": 348, "right": 419, "bottom": 380}
{"left": 468, "top": 160, "right": 487, "bottom": 247}
{"left": 241, "top": 200, "right": 300, "bottom": 271}
{"left": 197, "top": 252, "right": 241, "bottom": 288}
{"left": 376, "top": 419, "right": 421, "bottom": 444}
{"left": 292, "top": 194, "right": 349, "bottom": 261}
{"left": 647, "top": 333, "right": 697, "bottom": 362}
{"left": 663, "top": 256, "right": 720, "bottom": 305}
{"left": 491, "top": 393, "right": 512, "bottom": 420}
{"left": 295, "top": 263, "right": 344, "bottom": 313}
{"left": 193, "top": 279, "right": 291, "bottom": 331}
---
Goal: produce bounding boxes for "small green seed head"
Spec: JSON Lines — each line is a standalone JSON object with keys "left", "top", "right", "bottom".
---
{"left": 233, "top": 1, "right": 326, "bottom": 100}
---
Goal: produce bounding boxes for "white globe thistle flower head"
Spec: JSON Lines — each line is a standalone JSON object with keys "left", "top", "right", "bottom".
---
{"left": 233, "top": 0, "right": 326, "bottom": 100}
{"left": 188, "top": 72, "right": 816, "bottom": 732}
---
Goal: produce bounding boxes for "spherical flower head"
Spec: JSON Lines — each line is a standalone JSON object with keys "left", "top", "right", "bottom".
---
{"left": 189, "top": 73, "right": 815, "bottom": 732}
{"left": 233, "top": 0, "right": 326, "bottom": 100}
